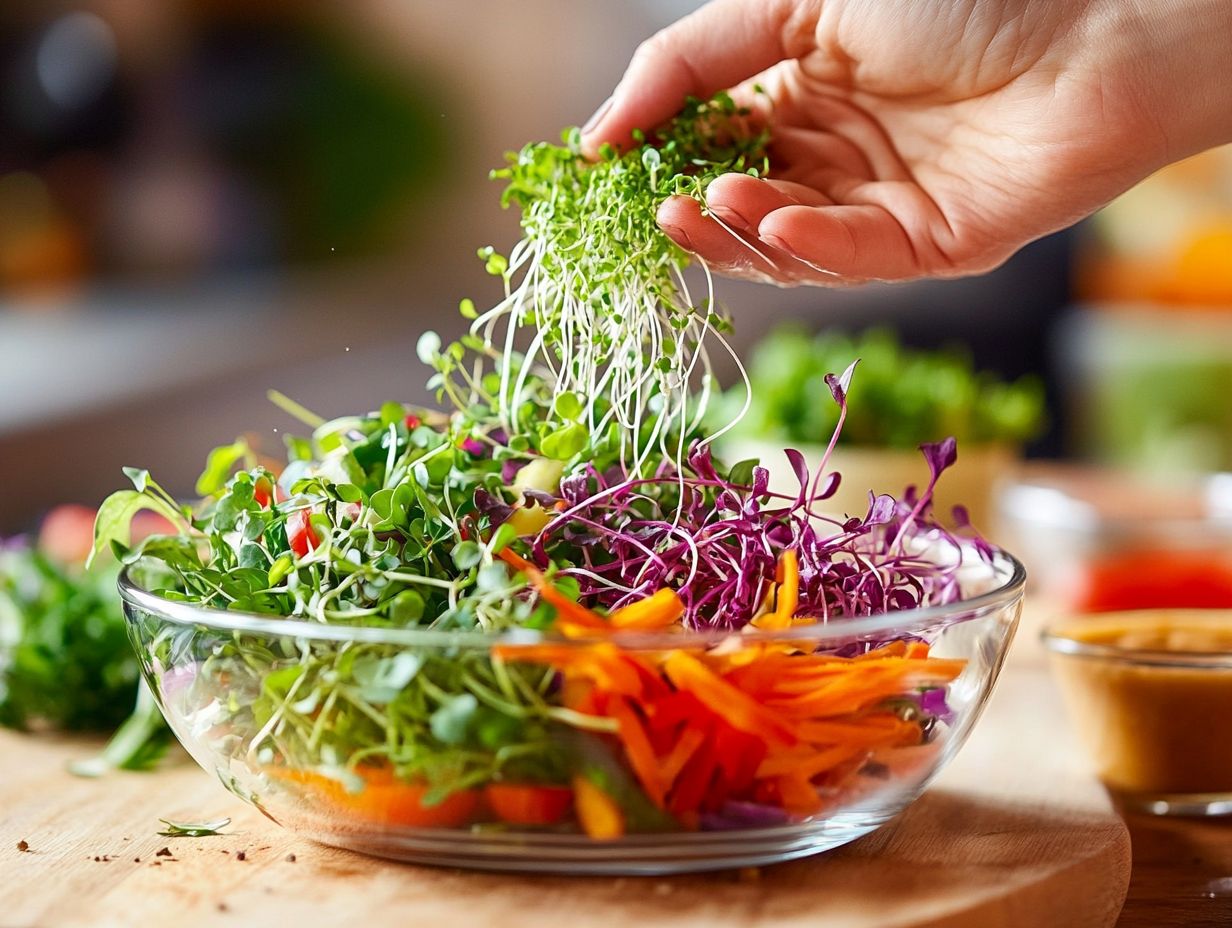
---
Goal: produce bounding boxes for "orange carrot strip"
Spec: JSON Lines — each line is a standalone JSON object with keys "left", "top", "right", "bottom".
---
{"left": 661, "top": 651, "right": 797, "bottom": 745}
{"left": 497, "top": 548, "right": 609, "bottom": 631}
{"left": 757, "top": 743, "right": 865, "bottom": 780}
{"left": 770, "top": 771, "right": 824, "bottom": 815}
{"left": 854, "top": 640, "right": 908, "bottom": 660}
{"left": 607, "top": 697, "right": 666, "bottom": 807}
{"left": 905, "top": 642, "right": 931, "bottom": 659}
{"left": 573, "top": 776, "right": 625, "bottom": 840}
{"left": 608, "top": 588, "right": 685, "bottom": 630}
{"left": 493, "top": 643, "right": 647, "bottom": 697}
{"left": 658, "top": 728, "right": 707, "bottom": 787}
{"left": 794, "top": 716, "right": 922, "bottom": 747}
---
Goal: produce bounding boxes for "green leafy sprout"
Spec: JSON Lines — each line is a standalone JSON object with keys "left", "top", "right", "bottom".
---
{"left": 422, "top": 91, "right": 769, "bottom": 475}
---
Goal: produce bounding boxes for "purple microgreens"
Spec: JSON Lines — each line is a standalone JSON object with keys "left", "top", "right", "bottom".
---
{"left": 890, "top": 438, "right": 958, "bottom": 553}
{"left": 810, "top": 360, "right": 858, "bottom": 505}
{"left": 526, "top": 438, "right": 985, "bottom": 631}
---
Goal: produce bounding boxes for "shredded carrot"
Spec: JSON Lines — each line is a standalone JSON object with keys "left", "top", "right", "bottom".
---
{"left": 794, "top": 715, "right": 922, "bottom": 747}
{"left": 607, "top": 697, "right": 666, "bottom": 807}
{"left": 497, "top": 548, "right": 609, "bottom": 632}
{"left": 493, "top": 549, "right": 970, "bottom": 831}
{"left": 756, "top": 743, "right": 865, "bottom": 780}
{"left": 494, "top": 643, "right": 646, "bottom": 697}
{"left": 661, "top": 651, "right": 797, "bottom": 745}
{"left": 772, "top": 772, "right": 825, "bottom": 815}
{"left": 658, "top": 728, "right": 707, "bottom": 787}
{"left": 855, "top": 640, "right": 908, "bottom": 660}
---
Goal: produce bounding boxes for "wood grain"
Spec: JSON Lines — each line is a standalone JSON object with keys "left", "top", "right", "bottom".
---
{"left": 2, "top": 651, "right": 1130, "bottom": 928}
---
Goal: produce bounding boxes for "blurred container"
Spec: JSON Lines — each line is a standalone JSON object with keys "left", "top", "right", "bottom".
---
{"left": 1044, "top": 610, "right": 1232, "bottom": 816}
{"left": 1057, "top": 307, "right": 1232, "bottom": 473}
{"left": 996, "top": 464, "right": 1232, "bottom": 605}
{"left": 1079, "top": 145, "right": 1232, "bottom": 308}
{"left": 1067, "top": 145, "right": 1232, "bottom": 471}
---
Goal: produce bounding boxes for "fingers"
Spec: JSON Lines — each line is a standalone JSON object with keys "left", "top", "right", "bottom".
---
{"left": 656, "top": 194, "right": 823, "bottom": 285}
{"left": 704, "top": 173, "right": 831, "bottom": 233}
{"left": 757, "top": 203, "right": 926, "bottom": 280}
{"left": 581, "top": 0, "right": 816, "bottom": 158}
{"left": 660, "top": 172, "right": 958, "bottom": 283}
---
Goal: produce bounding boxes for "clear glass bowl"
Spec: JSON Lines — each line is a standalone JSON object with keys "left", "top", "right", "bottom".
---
{"left": 118, "top": 555, "right": 1025, "bottom": 874}
{"left": 1043, "top": 610, "right": 1232, "bottom": 816}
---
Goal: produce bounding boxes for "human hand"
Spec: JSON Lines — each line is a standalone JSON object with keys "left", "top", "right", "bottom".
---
{"left": 582, "top": 0, "right": 1232, "bottom": 285}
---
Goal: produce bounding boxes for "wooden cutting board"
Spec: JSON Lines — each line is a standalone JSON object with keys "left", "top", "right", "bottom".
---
{"left": 1, "top": 631, "right": 1129, "bottom": 928}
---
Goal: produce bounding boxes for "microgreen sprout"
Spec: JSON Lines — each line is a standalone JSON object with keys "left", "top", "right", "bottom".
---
{"left": 425, "top": 92, "right": 768, "bottom": 474}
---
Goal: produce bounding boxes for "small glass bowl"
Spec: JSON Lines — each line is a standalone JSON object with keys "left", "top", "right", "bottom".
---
{"left": 995, "top": 466, "right": 1232, "bottom": 606}
{"left": 119, "top": 556, "right": 1024, "bottom": 874}
{"left": 1043, "top": 610, "right": 1232, "bottom": 816}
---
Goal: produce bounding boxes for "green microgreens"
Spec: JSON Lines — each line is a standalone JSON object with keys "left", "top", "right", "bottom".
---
{"left": 422, "top": 92, "right": 768, "bottom": 474}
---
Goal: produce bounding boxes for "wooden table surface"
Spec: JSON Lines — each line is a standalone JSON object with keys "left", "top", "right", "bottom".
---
{"left": 2, "top": 607, "right": 1229, "bottom": 927}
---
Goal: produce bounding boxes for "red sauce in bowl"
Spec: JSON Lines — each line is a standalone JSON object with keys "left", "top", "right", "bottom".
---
{"left": 1075, "top": 550, "right": 1232, "bottom": 612}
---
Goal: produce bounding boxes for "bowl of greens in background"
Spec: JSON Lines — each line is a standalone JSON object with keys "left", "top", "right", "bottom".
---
{"left": 719, "top": 327, "right": 1046, "bottom": 531}
{"left": 0, "top": 506, "right": 170, "bottom": 774}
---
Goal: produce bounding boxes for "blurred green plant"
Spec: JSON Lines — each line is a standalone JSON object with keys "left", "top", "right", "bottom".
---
{"left": 0, "top": 533, "right": 169, "bottom": 772}
{"left": 722, "top": 326, "right": 1046, "bottom": 449}
{"left": 223, "top": 25, "right": 451, "bottom": 260}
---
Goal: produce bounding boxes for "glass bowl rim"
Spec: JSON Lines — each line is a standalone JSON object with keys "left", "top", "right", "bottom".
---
{"left": 118, "top": 551, "right": 1026, "bottom": 650}
{"left": 1041, "top": 609, "right": 1232, "bottom": 670}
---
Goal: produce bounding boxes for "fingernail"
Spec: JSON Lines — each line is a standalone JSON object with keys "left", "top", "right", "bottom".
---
{"left": 710, "top": 204, "right": 755, "bottom": 233}
{"left": 760, "top": 233, "right": 794, "bottom": 255}
{"left": 762, "top": 233, "right": 838, "bottom": 276}
{"left": 582, "top": 95, "right": 614, "bottom": 135}
{"left": 660, "top": 223, "right": 696, "bottom": 253}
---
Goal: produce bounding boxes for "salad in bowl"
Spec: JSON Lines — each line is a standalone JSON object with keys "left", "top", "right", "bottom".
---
{"left": 95, "top": 95, "right": 1023, "bottom": 873}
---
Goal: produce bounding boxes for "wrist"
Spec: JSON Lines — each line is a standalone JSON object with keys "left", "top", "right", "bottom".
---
{"left": 1113, "top": 0, "right": 1232, "bottom": 161}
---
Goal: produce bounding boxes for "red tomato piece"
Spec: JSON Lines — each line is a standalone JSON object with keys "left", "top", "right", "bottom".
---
{"left": 484, "top": 784, "right": 574, "bottom": 826}
{"left": 287, "top": 508, "right": 321, "bottom": 557}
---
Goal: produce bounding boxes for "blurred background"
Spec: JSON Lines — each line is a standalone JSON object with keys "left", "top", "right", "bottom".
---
{"left": 1, "top": 0, "right": 1229, "bottom": 534}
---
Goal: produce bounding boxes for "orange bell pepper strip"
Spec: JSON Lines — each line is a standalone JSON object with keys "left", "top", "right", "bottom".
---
{"left": 484, "top": 783, "right": 574, "bottom": 826}
{"left": 572, "top": 776, "right": 625, "bottom": 840}
{"left": 608, "top": 588, "right": 685, "bottom": 630}
{"left": 752, "top": 550, "right": 799, "bottom": 631}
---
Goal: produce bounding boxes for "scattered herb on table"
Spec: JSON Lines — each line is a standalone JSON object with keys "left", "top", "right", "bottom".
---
{"left": 157, "top": 818, "right": 232, "bottom": 838}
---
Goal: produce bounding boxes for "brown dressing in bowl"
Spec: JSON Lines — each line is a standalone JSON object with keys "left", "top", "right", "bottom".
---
{"left": 1044, "top": 611, "right": 1232, "bottom": 801}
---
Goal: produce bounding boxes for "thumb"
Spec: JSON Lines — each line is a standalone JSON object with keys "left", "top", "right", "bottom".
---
{"left": 580, "top": 0, "right": 815, "bottom": 158}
